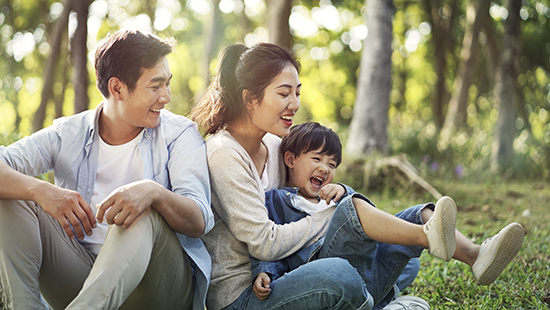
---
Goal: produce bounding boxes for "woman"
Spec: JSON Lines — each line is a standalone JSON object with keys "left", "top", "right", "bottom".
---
{"left": 191, "top": 43, "right": 420, "bottom": 310}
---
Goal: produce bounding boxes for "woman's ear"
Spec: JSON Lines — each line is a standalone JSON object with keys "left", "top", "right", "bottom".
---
{"left": 108, "top": 77, "right": 126, "bottom": 101}
{"left": 242, "top": 89, "right": 257, "bottom": 110}
{"left": 283, "top": 151, "right": 296, "bottom": 168}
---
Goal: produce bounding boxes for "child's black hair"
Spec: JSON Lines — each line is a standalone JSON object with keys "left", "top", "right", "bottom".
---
{"left": 281, "top": 122, "right": 342, "bottom": 167}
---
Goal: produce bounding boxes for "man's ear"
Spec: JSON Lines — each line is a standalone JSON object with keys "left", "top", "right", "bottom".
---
{"left": 108, "top": 77, "right": 126, "bottom": 101}
{"left": 283, "top": 151, "right": 296, "bottom": 168}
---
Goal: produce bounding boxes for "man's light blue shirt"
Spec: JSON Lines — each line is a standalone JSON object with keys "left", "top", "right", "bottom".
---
{"left": 0, "top": 103, "right": 214, "bottom": 310}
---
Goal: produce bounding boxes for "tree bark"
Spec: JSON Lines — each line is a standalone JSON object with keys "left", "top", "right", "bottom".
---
{"left": 422, "top": 0, "right": 458, "bottom": 129}
{"left": 491, "top": 0, "right": 521, "bottom": 171}
{"left": 268, "top": 0, "right": 292, "bottom": 48}
{"left": 55, "top": 47, "right": 70, "bottom": 119}
{"left": 72, "top": 0, "right": 91, "bottom": 114}
{"left": 346, "top": 0, "right": 395, "bottom": 157}
{"left": 438, "top": 0, "right": 491, "bottom": 149}
{"left": 33, "top": 0, "right": 72, "bottom": 132}
{"left": 203, "top": 0, "right": 222, "bottom": 87}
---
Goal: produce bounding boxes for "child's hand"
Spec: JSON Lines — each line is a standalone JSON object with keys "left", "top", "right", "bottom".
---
{"left": 253, "top": 272, "right": 272, "bottom": 300}
{"left": 320, "top": 184, "right": 346, "bottom": 204}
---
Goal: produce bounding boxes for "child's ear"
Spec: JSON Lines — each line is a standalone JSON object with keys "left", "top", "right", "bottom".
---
{"left": 284, "top": 151, "right": 296, "bottom": 168}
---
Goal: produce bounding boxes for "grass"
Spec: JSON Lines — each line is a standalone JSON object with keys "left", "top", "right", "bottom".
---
{"left": 1, "top": 179, "right": 548, "bottom": 309}
{"left": 366, "top": 179, "right": 550, "bottom": 309}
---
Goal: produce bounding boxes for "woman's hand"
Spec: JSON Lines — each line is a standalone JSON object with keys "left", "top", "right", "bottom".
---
{"left": 253, "top": 272, "right": 272, "bottom": 300}
{"left": 320, "top": 184, "right": 346, "bottom": 204}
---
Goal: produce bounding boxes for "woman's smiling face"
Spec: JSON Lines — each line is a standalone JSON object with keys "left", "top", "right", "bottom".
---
{"left": 247, "top": 64, "right": 301, "bottom": 137}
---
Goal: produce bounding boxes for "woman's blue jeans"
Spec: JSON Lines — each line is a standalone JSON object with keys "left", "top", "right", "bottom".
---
{"left": 224, "top": 195, "right": 431, "bottom": 310}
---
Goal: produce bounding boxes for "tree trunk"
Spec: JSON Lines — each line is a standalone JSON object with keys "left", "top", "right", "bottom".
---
{"left": 238, "top": 0, "right": 252, "bottom": 42}
{"left": 438, "top": 0, "right": 490, "bottom": 149}
{"left": 203, "top": 0, "right": 222, "bottom": 86}
{"left": 144, "top": 0, "right": 157, "bottom": 26}
{"left": 491, "top": 0, "right": 521, "bottom": 171}
{"left": 480, "top": 7, "right": 499, "bottom": 85}
{"left": 55, "top": 47, "right": 70, "bottom": 119}
{"left": 33, "top": 0, "right": 72, "bottom": 132}
{"left": 72, "top": 0, "right": 91, "bottom": 114}
{"left": 268, "top": 0, "right": 292, "bottom": 48}
{"left": 422, "top": 0, "right": 458, "bottom": 129}
{"left": 346, "top": 0, "right": 395, "bottom": 157}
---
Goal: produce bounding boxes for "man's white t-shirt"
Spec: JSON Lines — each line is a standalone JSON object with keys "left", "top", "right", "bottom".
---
{"left": 79, "top": 130, "right": 145, "bottom": 255}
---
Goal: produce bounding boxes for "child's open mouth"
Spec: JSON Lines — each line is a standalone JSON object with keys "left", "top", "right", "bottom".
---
{"left": 310, "top": 176, "right": 324, "bottom": 188}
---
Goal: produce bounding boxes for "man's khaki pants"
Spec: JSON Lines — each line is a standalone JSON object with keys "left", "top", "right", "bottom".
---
{"left": 0, "top": 199, "right": 193, "bottom": 310}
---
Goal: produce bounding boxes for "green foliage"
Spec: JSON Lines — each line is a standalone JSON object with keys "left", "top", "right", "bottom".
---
{"left": 1, "top": 0, "right": 549, "bottom": 178}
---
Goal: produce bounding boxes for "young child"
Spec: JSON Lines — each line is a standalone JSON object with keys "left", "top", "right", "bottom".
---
{"left": 251, "top": 122, "right": 524, "bottom": 307}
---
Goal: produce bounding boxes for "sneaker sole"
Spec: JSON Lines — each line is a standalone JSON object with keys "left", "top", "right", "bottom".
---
{"left": 433, "top": 196, "right": 457, "bottom": 261}
{"left": 477, "top": 223, "right": 524, "bottom": 285}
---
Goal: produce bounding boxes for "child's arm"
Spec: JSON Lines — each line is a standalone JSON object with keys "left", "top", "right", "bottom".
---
{"left": 319, "top": 183, "right": 346, "bottom": 204}
{"left": 253, "top": 272, "right": 272, "bottom": 300}
{"left": 320, "top": 183, "right": 358, "bottom": 204}
{"left": 250, "top": 255, "right": 286, "bottom": 284}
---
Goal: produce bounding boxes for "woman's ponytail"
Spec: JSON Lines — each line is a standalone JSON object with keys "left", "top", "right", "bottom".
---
{"left": 191, "top": 44, "right": 248, "bottom": 135}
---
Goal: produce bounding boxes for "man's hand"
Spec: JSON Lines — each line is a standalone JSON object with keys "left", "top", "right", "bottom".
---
{"left": 319, "top": 183, "right": 346, "bottom": 204}
{"left": 96, "top": 179, "right": 161, "bottom": 229}
{"left": 36, "top": 185, "right": 97, "bottom": 240}
{"left": 253, "top": 272, "right": 272, "bottom": 300}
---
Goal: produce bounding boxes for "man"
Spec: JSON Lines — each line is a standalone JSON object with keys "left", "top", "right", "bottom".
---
{"left": 0, "top": 29, "right": 213, "bottom": 310}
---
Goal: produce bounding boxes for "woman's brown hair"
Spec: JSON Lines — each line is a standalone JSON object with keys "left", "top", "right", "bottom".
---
{"left": 191, "top": 43, "right": 300, "bottom": 135}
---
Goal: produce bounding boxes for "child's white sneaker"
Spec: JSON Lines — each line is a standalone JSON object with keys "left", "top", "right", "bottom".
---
{"left": 383, "top": 296, "right": 430, "bottom": 310}
{"left": 472, "top": 222, "right": 524, "bottom": 285}
{"left": 422, "top": 196, "right": 457, "bottom": 261}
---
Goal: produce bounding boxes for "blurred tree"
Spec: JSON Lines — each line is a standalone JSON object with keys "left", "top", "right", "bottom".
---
{"left": 203, "top": 0, "right": 223, "bottom": 85}
{"left": 346, "top": 0, "right": 395, "bottom": 156}
{"left": 438, "top": 0, "right": 491, "bottom": 150}
{"left": 72, "top": 0, "right": 92, "bottom": 114}
{"left": 33, "top": 0, "right": 72, "bottom": 132}
{"left": 491, "top": 0, "right": 521, "bottom": 171}
{"left": 268, "top": 0, "right": 292, "bottom": 47}
{"left": 421, "top": 0, "right": 458, "bottom": 128}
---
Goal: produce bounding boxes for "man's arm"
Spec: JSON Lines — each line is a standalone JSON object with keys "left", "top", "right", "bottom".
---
{"left": 96, "top": 121, "right": 212, "bottom": 238}
{"left": 96, "top": 179, "right": 205, "bottom": 237}
{"left": 0, "top": 160, "right": 97, "bottom": 239}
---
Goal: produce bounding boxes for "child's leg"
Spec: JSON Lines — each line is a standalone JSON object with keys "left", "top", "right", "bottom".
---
{"left": 316, "top": 196, "right": 423, "bottom": 306}
{"left": 353, "top": 197, "right": 428, "bottom": 247}
{"left": 354, "top": 195, "right": 457, "bottom": 261}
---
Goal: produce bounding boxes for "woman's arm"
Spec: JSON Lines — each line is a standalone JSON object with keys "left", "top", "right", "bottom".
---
{"left": 208, "top": 148, "right": 334, "bottom": 261}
